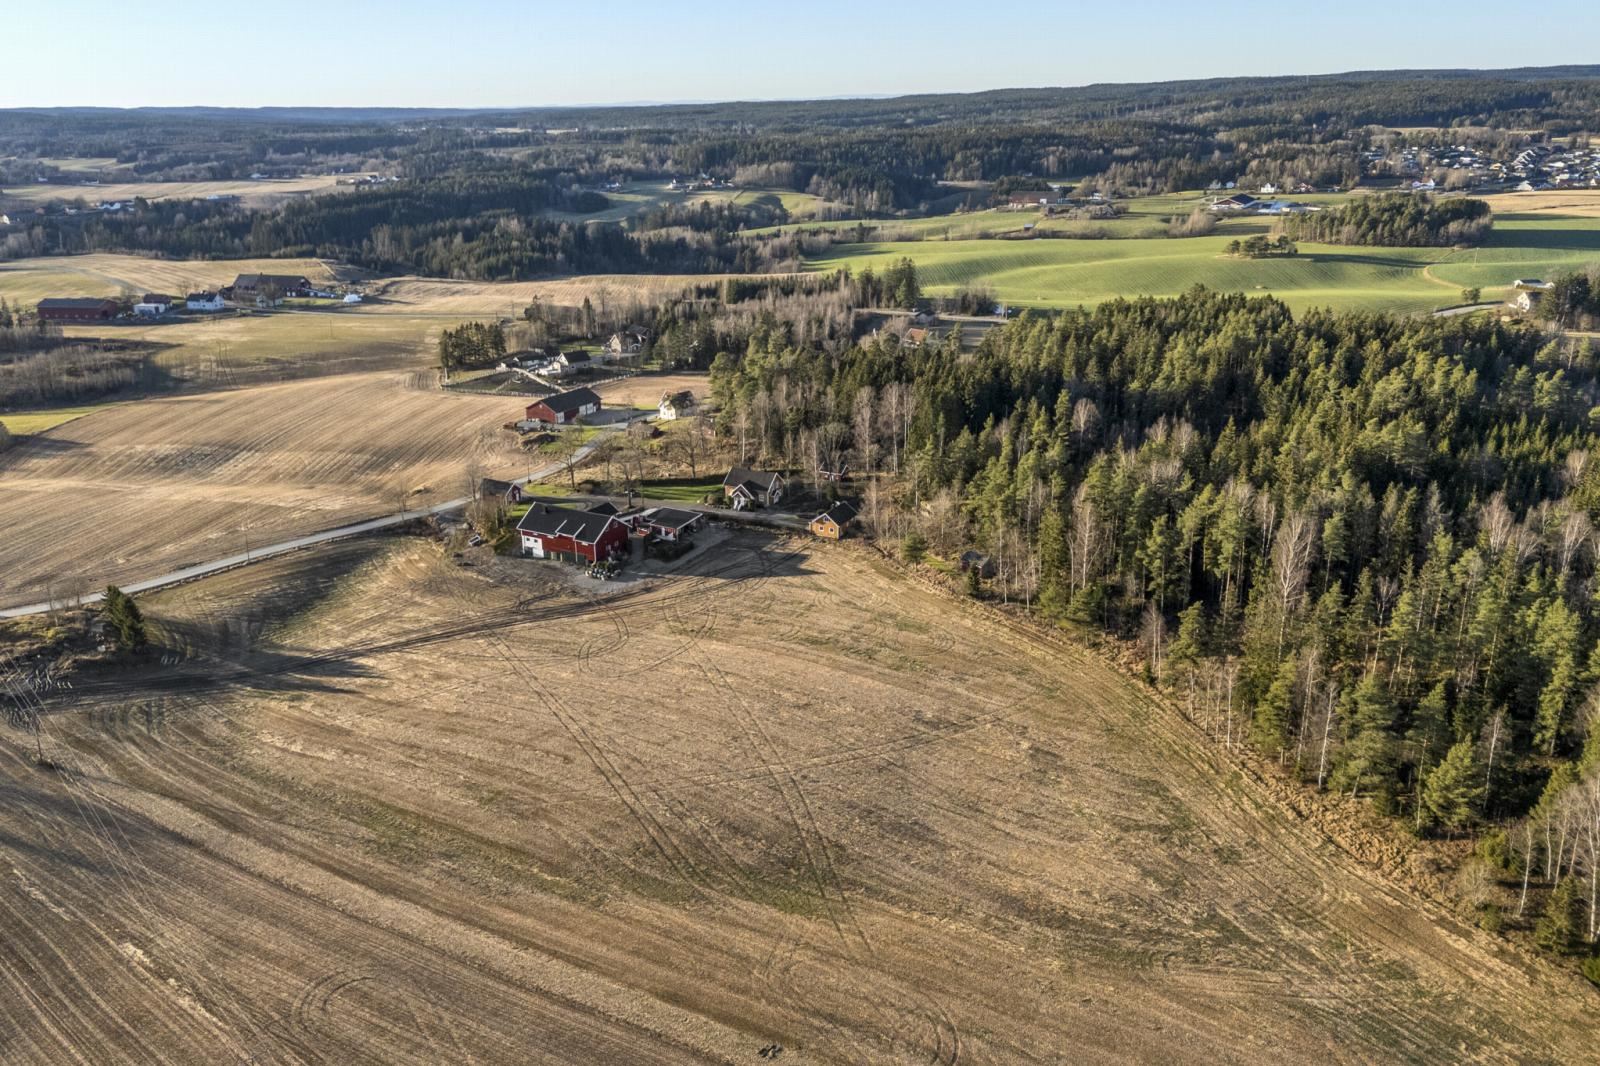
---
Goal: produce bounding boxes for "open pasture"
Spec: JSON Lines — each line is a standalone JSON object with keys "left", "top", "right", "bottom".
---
{"left": 542, "top": 180, "right": 840, "bottom": 225}
{"left": 1, "top": 533, "right": 1594, "bottom": 1063}
{"left": 0, "top": 371, "right": 526, "bottom": 608}
{"left": 805, "top": 213, "right": 1600, "bottom": 313}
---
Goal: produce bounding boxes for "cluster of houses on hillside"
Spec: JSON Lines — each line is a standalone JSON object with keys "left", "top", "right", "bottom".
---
{"left": 499, "top": 331, "right": 649, "bottom": 380}
{"left": 667, "top": 174, "right": 734, "bottom": 193}
{"left": 1363, "top": 142, "right": 1600, "bottom": 191}
{"left": 32, "top": 272, "right": 359, "bottom": 323}
{"left": 1206, "top": 180, "right": 1320, "bottom": 196}
{"left": 485, "top": 463, "right": 855, "bottom": 569}
{"left": 1208, "top": 193, "right": 1322, "bottom": 215}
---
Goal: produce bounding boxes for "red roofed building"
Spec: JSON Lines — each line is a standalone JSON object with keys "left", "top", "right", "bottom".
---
{"left": 516, "top": 505, "right": 629, "bottom": 563}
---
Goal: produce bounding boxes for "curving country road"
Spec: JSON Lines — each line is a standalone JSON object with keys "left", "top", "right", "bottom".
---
{"left": 0, "top": 434, "right": 612, "bottom": 620}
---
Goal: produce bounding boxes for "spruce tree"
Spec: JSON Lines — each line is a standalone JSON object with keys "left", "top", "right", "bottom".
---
{"left": 1534, "top": 877, "right": 1583, "bottom": 955}
{"left": 1420, "top": 739, "right": 1484, "bottom": 834}
{"left": 102, "top": 585, "right": 147, "bottom": 651}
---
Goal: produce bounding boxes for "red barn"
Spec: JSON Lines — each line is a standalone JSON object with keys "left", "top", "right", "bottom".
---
{"left": 37, "top": 297, "right": 118, "bottom": 322}
{"left": 525, "top": 387, "right": 601, "bottom": 425}
{"left": 516, "top": 505, "right": 629, "bottom": 563}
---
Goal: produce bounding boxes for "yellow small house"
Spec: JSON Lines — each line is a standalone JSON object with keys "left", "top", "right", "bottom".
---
{"left": 809, "top": 500, "right": 859, "bottom": 540}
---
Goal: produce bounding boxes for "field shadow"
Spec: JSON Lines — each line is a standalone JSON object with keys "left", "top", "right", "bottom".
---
{"left": 1302, "top": 250, "right": 1437, "bottom": 270}
{"left": 0, "top": 435, "right": 90, "bottom": 466}
{"left": 1482, "top": 228, "right": 1600, "bottom": 253}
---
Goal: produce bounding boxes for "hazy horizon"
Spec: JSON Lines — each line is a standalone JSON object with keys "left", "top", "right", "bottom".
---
{"left": 8, "top": 0, "right": 1599, "bottom": 110}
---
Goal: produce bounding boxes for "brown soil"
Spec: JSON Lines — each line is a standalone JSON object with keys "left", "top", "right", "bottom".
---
{"left": 2, "top": 530, "right": 1594, "bottom": 1063}
{"left": 0, "top": 371, "right": 528, "bottom": 607}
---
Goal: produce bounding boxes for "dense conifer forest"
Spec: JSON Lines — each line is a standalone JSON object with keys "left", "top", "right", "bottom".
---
{"left": 1281, "top": 193, "right": 1494, "bottom": 247}
{"left": 709, "top": 285, "right": 1600, "bottom": 948}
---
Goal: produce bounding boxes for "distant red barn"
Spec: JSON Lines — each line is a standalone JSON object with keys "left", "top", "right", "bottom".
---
{"left": 525, "top": 387, "right": 602, "bottom": 425}
{"left": 37, "top": 297, "right": 118, "bottom": 322}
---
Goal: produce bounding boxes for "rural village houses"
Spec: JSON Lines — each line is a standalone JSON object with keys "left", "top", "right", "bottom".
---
{"left": 722, "top": 467, "right": 785, "bottom": 509}
{"left": 525, "top": 387, "right": 602, "bottom": 426}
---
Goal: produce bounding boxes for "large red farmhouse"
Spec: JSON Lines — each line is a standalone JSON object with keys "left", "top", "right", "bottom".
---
{"left": 37, "top": 297, "right": 118, "bottom": 322}
{"left": 525, "top": 387, "right": 601, "bottom": 425}
{"left": 516, "top": 505, "right": 629, "bottom": 563}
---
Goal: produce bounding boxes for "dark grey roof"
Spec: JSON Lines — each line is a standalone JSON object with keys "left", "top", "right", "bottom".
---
{"left": 534, "top": 388, "right": 601, "bottom": 415}
{"left": 561, "top": 350, "right": 591, "bottom": 363}
{"left": 646, "top": 507, "right": 703, "bottom": 530}
{"left": 516, "top": 505, "right": 617, "bottom": 544}
{"left": 37, "top": 297, "right": 116, "bottom": 310}
{"left": 816, "top": 500, "right": 858, "bottom": 524}
{"left": 479, "top": 478, "right": 518, "bottom": 498}
{"left": 232, "top": 273, "right": 311, "bottom": 290}
{"left": 723, "top": 467, "right": 782, "bottom": 493}
{"left": 586, "top": 501, "right": 619, "bottom": 516}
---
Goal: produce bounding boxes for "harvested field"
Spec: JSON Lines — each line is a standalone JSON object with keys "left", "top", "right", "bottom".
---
{"left": 0, "top": 371, "right": 527, "bottom": 607}
{"left": 0, "top": 254, "right": 345, "bottom": 307}
{"left": 64, "top": 306, "right": 454, "bottom": 386}
{"left": 1479, "top": 189, "right": 1600, "bottom": 218}
{"left": 0, "top": 174, "right": 349, "bottom": 208}
{"left": 371, "top": 274, "right": 775, "bottom": 316}
{"left": 2, "top": 532, "right": 1594, "bottom": 1063}
{"left": 597, "top": 371, "right": 709, "bottom": 408}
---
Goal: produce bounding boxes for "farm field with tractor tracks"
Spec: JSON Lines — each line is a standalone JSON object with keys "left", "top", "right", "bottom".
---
{"left": 0, "top": 531, "right": 1594, "bottom": 1063}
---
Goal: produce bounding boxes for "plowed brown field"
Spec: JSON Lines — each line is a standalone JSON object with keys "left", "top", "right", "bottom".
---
{"left": 0, "top": 372, "right": 526, "bottom": 607}
{"left": 3, "top": 532, "right": 1594, "bottom": 1063}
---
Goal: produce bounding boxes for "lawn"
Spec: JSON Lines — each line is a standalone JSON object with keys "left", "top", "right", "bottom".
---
{"left": 803, "top": 213, "right": 1600, "bottom": 314}
{"left": 0, "top": 403, "right": 112, "bottom": 435}
{"left": 637, "top": 476, "right": 724, "bottom": 502}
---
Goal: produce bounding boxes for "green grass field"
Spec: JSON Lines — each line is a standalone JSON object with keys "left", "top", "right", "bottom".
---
{"left": 637, "top": 476, "right": 724, "bottom": 502}
{"left": 803, "top": 214, "right": 1600, "bottom": 314}
{"left": 542, "top": 181, "right": 839, "bottom": 225}
{"left": 0, "top": 403, "right": 113, "bottom": 435}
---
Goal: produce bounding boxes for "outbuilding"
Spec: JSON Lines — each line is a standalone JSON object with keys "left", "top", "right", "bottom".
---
{"left": 525, "top": 388, "right": 602, "bottom": 425}
{"left": 641, "top": 507, "right": 704, "bottom": 542}
{"left": 516, "top": 505, "right": 629, "bottom": 563}
{"left": 133, "top": 293, "right": 175, "bottom": 316}
{"left": 477, "top": 478, "right": 525, "bottom": 504}
{"left": 37, "top": 297, "right": 118, "bottom": 322}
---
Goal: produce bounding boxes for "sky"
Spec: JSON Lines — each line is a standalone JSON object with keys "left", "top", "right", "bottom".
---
{"left": 6, "top": 0, "right": 1599, "bottom": 109}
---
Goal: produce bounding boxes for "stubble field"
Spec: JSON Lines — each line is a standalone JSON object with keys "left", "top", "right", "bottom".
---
{"left": 0, "top": 371, "right": 526, "bottom": 608}
{"left": 1, "top": 532, "right": 1594, "bottom": 1063}
{"left": 0, "top": 174, "right": 351, "bottom": 208}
